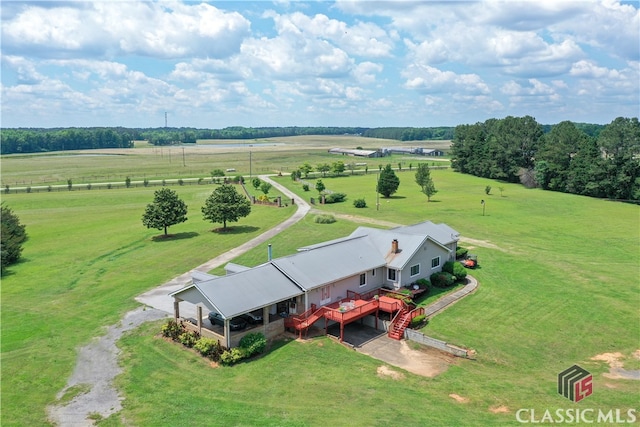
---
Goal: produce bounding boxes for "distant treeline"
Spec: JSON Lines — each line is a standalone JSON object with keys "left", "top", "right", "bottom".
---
{"left": 450, "top": 116, "right": 639, "bottom": 201}
{"left": 0, "top": 125, "right": 456, "bottom": 154}
{"left": 0, "top": 122, "right": 612, "bottom": 155}
{"left": 362, "top": 127, "right": 454, "bottom": 140}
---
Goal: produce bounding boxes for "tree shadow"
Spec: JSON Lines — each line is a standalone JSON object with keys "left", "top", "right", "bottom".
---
{"left": 210, "top": 225, "right": 260, "bottom": 234}
{"left": 152, "top": 232, "right": 199, "bottom": 242}
{"left": 383, "top": 195, "right": 407, "bottom": 200}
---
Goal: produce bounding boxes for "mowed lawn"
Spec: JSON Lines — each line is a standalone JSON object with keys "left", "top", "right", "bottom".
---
{"left": 0, "top": 184, "right": 295, "bottom": 426}
{"left": 1, "top": 167, "right": 639, "bottom": 426}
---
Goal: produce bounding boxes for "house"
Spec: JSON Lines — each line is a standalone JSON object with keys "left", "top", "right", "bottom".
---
{"left": 169, "top": 221, "right": 459, "bottom": 348}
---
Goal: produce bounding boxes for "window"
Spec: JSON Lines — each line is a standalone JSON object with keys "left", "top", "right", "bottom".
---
{"left": 431, "top": 256, "right": 440, "bottom": 269}
{"left": 371, "top": 269, "right": 376, "bottom": 277}
{"left": 359, "top": 273, "right": 366, "bottom": 287}
{"left": 410, "top": 264, "right": 420, "bottom": 276}
{"left": 388, "top": 269, "right": 396, "bottom": 281}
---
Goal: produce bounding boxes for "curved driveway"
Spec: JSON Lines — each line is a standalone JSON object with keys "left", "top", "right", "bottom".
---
{"left": 135, "top": 175, "right": 310, "bottom": 313}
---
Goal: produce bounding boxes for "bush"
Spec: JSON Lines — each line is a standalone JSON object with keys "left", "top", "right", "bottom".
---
{"left": 353, "top": 198, "right": 367, "bottom": 208}
{"left": 314, "top": 214, "right": 336, "bottom": 224}
{"left": 442, "top": 261, "right": 455, "bottom": 275}
{"left": 161, "top": 320, "right": 184, "bottom": 340}
{"left": 410, "top": 314, "right": 428, "bottom": 329}
{"left": 178, "top": 179, "right": 184, "bottom": 186}
{"left": 324, "top": 192, "right": 347, "bottom": 204}
{"left": 258, "top": 194, "right": 270, "bottom": 202}
{"left": 302, "top": 184, "right": 309, "bottom": 191}
{"left": 233, "top": 175, "right": 245, "bottom": 184}
{"left": 430, "top": 271, "right": 456, "bottom": 288}
{"left": 143, "top": 179, "right": 150, "bottom": 187}
{"left": 220, "top": 348, "right": 247, "bottom": 366}
{"left": 384, "top": 292, "right": 413, "bottom": 305}
{"left": 239, "top": 333, "right": 266, "bottom": 357}
{"left": 178, "top": 331, "right": 199, "bottom": 348}
{"left": 194, "top": 337, "right": 222, "bottom": 359}
{"left": 452, "top": 262, "right": 467, "bottom": 280}
{"left": 416, "top": 278, "right": 431, "bottom": 290}
{"left": 456, "top": 247, "right": 468, "bottom": 259}
{"left": 211, "top": 169, "right": 225, "bottom": 177}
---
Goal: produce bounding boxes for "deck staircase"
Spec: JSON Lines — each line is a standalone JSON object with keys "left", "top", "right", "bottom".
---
{"left": 388, "top": 308, "right": 411, "bottom": 340}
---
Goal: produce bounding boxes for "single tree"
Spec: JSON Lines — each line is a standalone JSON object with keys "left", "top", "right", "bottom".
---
{"left": 141, "top": 188, "right": 188, "bottom": 236}
{"left": 316, "top": 163, "right": 331, "bottom": 177}
{"left": 201, "top": 184, "right": 251, "bottom": 230}
{"left": 299, "top": 162, "right": 313, "bottom": 178}
{"left": 332, "top": 161, "right": 345, "bottom": 176}
{"left": 260, "top": 181, "right": 272, "bottom": 195}
{"left": 1, "top": 203, "right": 28, "bottom": 273}
{"left": 67, "top": 178, "right": 73, "bottom": 191}
{"left": 315, "top": 179, "right": 326, "bottom": 194}
{"left": 377, "top": 164, "right": 400, "bottom": 198}
{"left": 251, "top": 177, "right": 261, "bottom": 190}
{"left": 125, "top": 176, "right": 131, "bottom": 188}
{"left": 415, "top": 164, "right": 437, "bottom": 201}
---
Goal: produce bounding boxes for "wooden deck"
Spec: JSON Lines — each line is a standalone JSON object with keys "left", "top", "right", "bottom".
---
{"left": 285, "top": 290, "right": 404, "bottom": 341}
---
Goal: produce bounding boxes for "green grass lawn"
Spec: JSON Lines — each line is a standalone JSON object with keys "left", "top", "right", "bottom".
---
{"left": 1, "top": 161, "right": 638, "bottom": 426}
{"left": 0, "top": 184, "right": 294, "bottom": 426}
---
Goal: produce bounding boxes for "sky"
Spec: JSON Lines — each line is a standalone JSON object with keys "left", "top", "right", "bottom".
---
{"left": 1, "top": 1, "right": 638, "bottom": 129}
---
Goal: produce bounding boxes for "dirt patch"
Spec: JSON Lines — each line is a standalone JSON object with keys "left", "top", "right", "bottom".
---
{"left": 459, "top": 237, "right": 506, "bottom": 252}
{"left": 591, "top": 351, "right": 640, "bottom": 380}
{"left": 449, "top": 393, "right": 469, "bottom": 403}
{"left": 489, "top": 405, "right": 509, "bottom": 413}
{"left": 398, "top": 341, "right": 453, "bottom": 378}
{"left": 377, "top": 365, "right": 405, "bottom": 380}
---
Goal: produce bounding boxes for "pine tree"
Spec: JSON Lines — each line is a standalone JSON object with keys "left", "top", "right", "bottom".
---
{"left": 377, "top": 164, "right": 400, "bottom": 198}
{"left": 1, "top": 203, "right": 28, "bottom": 273}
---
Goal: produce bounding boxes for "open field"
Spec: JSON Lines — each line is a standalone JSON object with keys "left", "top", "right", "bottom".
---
{"left": 1, "top": 145, "right": 638, "bottom": 426}
{"left": 0, "top": 136, "right": 450, "bottom": 188}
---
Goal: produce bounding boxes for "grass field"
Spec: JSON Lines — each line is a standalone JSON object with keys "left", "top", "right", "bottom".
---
{"left": 1, "top": 144, "right": 638, "bottom": 426}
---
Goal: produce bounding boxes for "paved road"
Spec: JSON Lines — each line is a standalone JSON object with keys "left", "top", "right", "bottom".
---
{"left": 135, "top": 175, "right": 310, "bottom": 314}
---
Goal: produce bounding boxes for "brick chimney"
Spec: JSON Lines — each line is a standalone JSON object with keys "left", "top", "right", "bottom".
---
{"left": 391, "top": 239, "right": 399, "bottom": 254}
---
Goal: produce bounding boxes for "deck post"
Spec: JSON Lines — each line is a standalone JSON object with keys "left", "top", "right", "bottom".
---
{"left": 340, "top": 323, "right": 344, "bottom": 342}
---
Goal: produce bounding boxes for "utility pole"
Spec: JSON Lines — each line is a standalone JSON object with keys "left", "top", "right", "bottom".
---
{"left": 182, "top": 147, "right": 185, "bottom": 167}
{"left": 249, "top": 151, "right": 252, "bottom": 177}
{"left": 165, "top": 112, "right": 168, "bottom": 128}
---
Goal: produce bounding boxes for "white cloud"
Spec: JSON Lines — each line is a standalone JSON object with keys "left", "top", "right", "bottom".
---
{"left": 402, "top": 64, "right": 490, "bottom": 95}
{"left": 1, "top": 2, "right": 251, "bottom": 59}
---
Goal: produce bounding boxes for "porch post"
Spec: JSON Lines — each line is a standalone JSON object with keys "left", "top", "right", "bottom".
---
{"left": 197, "top": 306, "right": 203, "bottom": 335}
{"left": 173, "top": 299, "right": 180, "bottom": 321}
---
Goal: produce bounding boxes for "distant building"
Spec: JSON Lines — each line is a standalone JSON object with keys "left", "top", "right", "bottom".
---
{"left": 328, "top": 148, "right": 380, "bottom": 158}
{"left": 382, "top": 147, "right": 444, "bottom": 156}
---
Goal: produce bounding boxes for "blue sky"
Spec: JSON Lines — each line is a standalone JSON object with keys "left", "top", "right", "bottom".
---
{"left": 1, "top": 1, "right": 638, "bottom": 128}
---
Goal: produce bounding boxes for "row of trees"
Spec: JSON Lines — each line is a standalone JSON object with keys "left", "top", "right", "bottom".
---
{"left": 142, "top": 186, "right": 251, "bottom": 236}
{"left": 362, "top": 127, "right": 454, "bottom": 141}
{"left": 1, "top": 128, "right": 134, "bottom": 154}
{"left": 450, "top": 116, "right": 639, "bottom": 201}
{"left": 1, "top": 125, "right": 455, "bottom": 154}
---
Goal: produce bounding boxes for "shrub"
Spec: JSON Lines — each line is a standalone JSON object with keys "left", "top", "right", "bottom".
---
{"left": 211, "top": 169, "right": 225, "bottom": 177}
{"left": 143, "top": 179, "right": 150, "bottom": 187}
{"left": 302, "top": 184, "right": 309, "bottom": 191}
{"left": 442, "top": 261, "right": 455, "bottom": 275}
{"left": 324, "top": 192, "right": 346, "bottom": 204}
{"left": 220, "top": 348, "right": 247, "bottom": 366}
{"left": 161, "top": 320, "right": 184, "bottom": 340}
{"left": 353, "top": 198, "right": 366, "bottom": 208}
{"left": 125, "top": 176, "right": 131, "bottom": 188}
{"left": 233, "top": 175, "right": 245, "bottom": 184}
{"left": 258, "top": 194, "right": 270, "bottom": 202}
{"left": 178, "top": 331, "right": 199, "bottom": 348}
{"left": 26, "top": 186, "right": 31, "bottom": 193}
{"left": 198, "top": 177, "right": 203, "bottom": 184}
{"left": 410, "top": 314, "right": 428, "bottom": 328}
{"left": 456, "top": 247, "right": 468, "bottom": 259}
{"left": 178, "top": 179, "right": 184, "bottom": 186}
{"left": 430, "top": 271, "right": 456, "bottom": 288}
{"left": 106, "top": 183, "right": 112, "bottom": 189}
{"left": 47, "top": 185, "right": 52, "bottom": 192}
{"left": 314, "top": 214, "right": 336, "bottom": 224}
{"left": 416, "top": 278, "right": 431, "bottom": 289}
{"left": 86, "top": 184, "right": 92, "bottom": 190}
{"left": 239, "top": 332, "right": 266, "bottom": 357}
{"left": 194, "top": 337, "right": 222, "bottom": 359}
{"left": 453, "top": 262, "right": 468, "bottom": 280}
